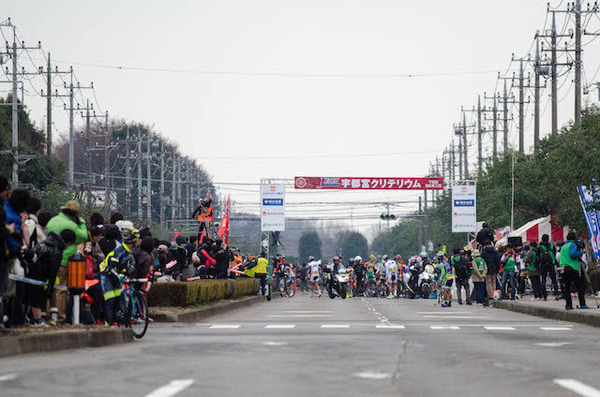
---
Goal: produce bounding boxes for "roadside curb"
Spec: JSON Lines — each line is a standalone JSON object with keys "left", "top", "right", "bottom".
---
{"left": 492, "top": 300, "right": 600, "bottom": 328}
{"left": 151, "top": 295, "right": 266, "bottom": 323}
{"left": 0, "top": 327, "right": 134, "bottom": 358}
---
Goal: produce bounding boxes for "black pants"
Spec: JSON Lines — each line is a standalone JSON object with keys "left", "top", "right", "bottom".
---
{"left": 255, "top": 273, "right": 267, "bottom": 296}
{"left": 562, "top": 267, "right": 586, "bottom": 308}
{"left": 530, "top": 275, "right": 542, "bottom": 298}
{"left": 540, "top": 266, "right": 559, "bottom": 298}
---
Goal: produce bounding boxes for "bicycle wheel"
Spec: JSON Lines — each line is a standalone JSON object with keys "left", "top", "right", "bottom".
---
{"left": 287, "top": 281, "right": 295, "bottom": 297}
{"left": 131, "top": 292, "right": 149, "bottom": 339}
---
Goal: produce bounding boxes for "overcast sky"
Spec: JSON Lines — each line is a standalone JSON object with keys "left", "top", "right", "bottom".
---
{"left": 3, "top": 0, "right": 598, "bottom": 235}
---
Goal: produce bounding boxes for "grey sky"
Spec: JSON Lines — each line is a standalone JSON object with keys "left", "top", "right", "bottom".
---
{"left": 4, "top": 1, "right": 596, "bottom": 234}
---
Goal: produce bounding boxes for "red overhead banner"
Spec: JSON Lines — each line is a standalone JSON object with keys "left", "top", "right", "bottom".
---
{"left": 294, "top": 177, "right": 444, "bottom": 190}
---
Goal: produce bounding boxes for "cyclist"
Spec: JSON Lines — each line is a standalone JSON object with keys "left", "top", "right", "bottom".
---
{"left": 307, "top": 256, "right": 322, "bottom": 297}
{"left": 100, "top": 228, "right": 140, "bottom": 325}
{"left": 353, "top": 256, "right": 366, "bottom": 296}
{"left": 384, "top": 255, "right": 399, "bottom": 298}
{"left": 440, "top": 252, "right": 454, "bottom": 307}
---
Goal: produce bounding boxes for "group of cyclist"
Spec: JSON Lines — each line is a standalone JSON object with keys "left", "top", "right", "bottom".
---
{"left": 273, "top": 251, "right": 454, "bottom": 300}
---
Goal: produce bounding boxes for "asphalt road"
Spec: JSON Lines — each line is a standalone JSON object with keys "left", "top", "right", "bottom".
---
{"left": 2, "top": 294, "right": 600, "bottom": 397}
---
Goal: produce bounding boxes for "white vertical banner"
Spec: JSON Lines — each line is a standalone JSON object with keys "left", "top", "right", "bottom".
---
{"left": 261, "top": 184, "right": 285, "bottom": 231}
{"left": 452, "top": 185, "right": 477, "bottom": 233}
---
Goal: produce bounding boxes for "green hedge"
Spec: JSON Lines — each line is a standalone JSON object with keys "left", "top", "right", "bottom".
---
{"left": 147, "top": 278, "right": 260, "bottom": 307}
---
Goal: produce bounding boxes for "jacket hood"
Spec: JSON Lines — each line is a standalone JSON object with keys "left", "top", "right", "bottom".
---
{"left": 44, "top": 232, "right": 66, "bottom": 251}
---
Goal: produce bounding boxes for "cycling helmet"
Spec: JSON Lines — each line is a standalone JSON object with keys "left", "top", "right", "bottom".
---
{"left": 408, "top": 257, "right": 417, "bottom": 265}
{"left": 308, "top": 255, "right": 315, "bottom": 261}
{"left": 122, "top": 228, "right": 140, "bottom": 243}
{"left": 436, "top": 252, "right": 445, "bottom": 260}
{"left": 333, "top": 256, "right": 341, "bottom": 262}
{"left": 369, "top": 254, "right": 376, "bottom": 260}
{"left": 382, "top": 254, "right": 389, "bottom": 262}
{"left": 419, "top": 251, "right": 429, "bottom": 259}
{"left": 395, "top": 255, "right": 402, "bottom": 261}
{"left": 354, "top": 256, "right": 362, "bottom": 263}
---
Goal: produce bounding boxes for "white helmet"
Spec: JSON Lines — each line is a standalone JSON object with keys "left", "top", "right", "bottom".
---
{"left": 354, "top": 256, "right": 362, "bottom": 263}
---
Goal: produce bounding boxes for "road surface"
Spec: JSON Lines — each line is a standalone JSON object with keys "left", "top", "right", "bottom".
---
{"left": 1, "top": 294, "right": 599, "bottom": 396}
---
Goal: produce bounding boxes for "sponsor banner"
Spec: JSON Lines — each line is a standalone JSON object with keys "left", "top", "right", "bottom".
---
{"left": 577, "top": 184, "right": 600, "bottom": 259}
{"left": 294, "top": 177, "right": 444, "bottom": 190}
{"left": 452, "top": 185, "right": 477, "bottom": 233}
{"left": 261, "top": 184, "right": 285, "bottom": 232}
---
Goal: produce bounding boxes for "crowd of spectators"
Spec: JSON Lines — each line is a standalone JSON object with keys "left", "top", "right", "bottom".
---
{"left": 0, "top": 175, "right": 249, "bottom": 331}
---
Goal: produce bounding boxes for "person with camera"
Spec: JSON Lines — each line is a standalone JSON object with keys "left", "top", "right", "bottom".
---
{"left": 559, "top": 232, "right": 589, "bottom": 310}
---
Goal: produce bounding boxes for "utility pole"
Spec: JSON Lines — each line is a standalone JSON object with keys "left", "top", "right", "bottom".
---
{"left": 146, "top": 134, "right": 152, "bottom": 223}
{"left": 477, "top": 95, "right": 483, "bottom": 174}
{"left": 418, "top": 197, "right": 423, "bottom": 251}
{"left": 575, "top": 0, "right": 582, "bottom": 125}
{"left": 539, "top": 11, "right": 572, "bottom": 135}
{"left": 160, "top": 142, "right": 165, "bottom": 237}
{"left": 103, "top": 112, "right": 111, "bottom": 208}
{"left": 423, "top": 190, "right": 429, "bottom": 250}
{"left": 553, "top": 1, "right": 599, "bottom": 126}
{"left": 79, "top": 100, "right": 94, "bottom": 184}
{"left": 518, "top": 58, "right": 525, "bottom": 154}
{"left": 137, "top": 134, "right": 143, "bottom": 223}
{"left": 1, "top": 21, "right": 42, "bottom": 185}
{"left": 534, "top": 37, "right": 543, "bottom": 148}
{"left": 46, "top": 53, "right": 51, "bottom": 156}
{"left": 462, "top": 112, "right": 468, "bottom": 178}
{"left": 171, "top": 148, "right": 177, "bottom": 221}
{"left": 125, "top": 126, "right": 130, "bottom": 214}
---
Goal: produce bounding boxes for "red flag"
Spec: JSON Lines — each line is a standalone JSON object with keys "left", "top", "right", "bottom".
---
{"left": 173, "top": 229, "right": 180, "bottom": 242}
{"left": 217, "top": 196, "right": 230, "bottom": 245}
{"left": 199, "top": 230, "right": 206, "bottom": 244}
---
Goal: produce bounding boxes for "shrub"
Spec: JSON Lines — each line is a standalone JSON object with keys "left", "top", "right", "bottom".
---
{"left": 147, "top": 278, "right": 260, "bottom": 307}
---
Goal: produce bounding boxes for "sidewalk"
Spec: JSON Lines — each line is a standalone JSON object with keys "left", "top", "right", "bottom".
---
{"left": 0, "top": 326, "right": 134, "bottom": 358}
{"left": 493, "top": 296, "right": 600, "bottom": 328}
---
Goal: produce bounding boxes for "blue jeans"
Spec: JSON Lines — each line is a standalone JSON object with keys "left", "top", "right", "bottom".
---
{"left": 474, "top": 282, "right": 486, "bottom": 303}
{"left": 500, "top": 271, "right": 516, "bottom": 299}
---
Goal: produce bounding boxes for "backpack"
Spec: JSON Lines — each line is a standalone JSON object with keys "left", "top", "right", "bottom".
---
{"left": 452, "top": 256, "right": 469, "bottom": 280}
{"left": 539, "top": 246, "right": 554, "bottom": 269}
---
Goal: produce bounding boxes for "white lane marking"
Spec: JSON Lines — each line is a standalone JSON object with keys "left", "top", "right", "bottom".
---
{"left": 418, "top": 311, "right": 472, "bottom": 314}
{"left": 286, "top": 310, "right": 332, "bottom": 314}
{"left": 321, "top": 324, "right": 350, "bottom": 328}
{"left": 145, "top": 379, "right": 194, "bottom": 397}
{"left": 536, "top": 342, "right": 572, "bottom": 347}
{"left": 268, "top": 314, "right": 329, "bottom": 318}
{"left": 430, "top": 326, "right": 460, "bottom": 330}
{"left": 0, "top": 374, "right": 18, "bottom": 382}
{"left": 265, "top": 324, "right": 295, "bottom": 329}
{"left": 209, "top": 324, "right": 241, "bottom": 329}
{"left": 362, "top": 298, "right": 392, "bottom": 326}
{"left": 423, "top": 315, "right": 488, "bottom": 319}
{"left": 263, "top": 341, "right": 288, "bottom": 346}
{"left": 484, "top": 326, "right": 516, "bottom": 331}
{"left": 376, "top": 325, "right": 405, "bottom": 329}
{"left": 353, "top": 372, "right": 392, "bottom": 380}
{"left": 541, "top": 327, "right": 573, "bottom": 331}
{"left": 554, "top": 379, "right": 600, "bottom": 397}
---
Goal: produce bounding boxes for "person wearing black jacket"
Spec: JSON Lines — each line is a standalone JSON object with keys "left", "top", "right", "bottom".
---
{"left": 476, "top": 223, "right": 494, "bottom": 248}
{"left": 481, "top": 240, "right": 500, "bottom": 305}
{"left": 23, "top": 231, "right": 70, "bottom": 326}
{"left": 539, "top": 234, "right": 559, "bottom": 300}
{"left": 214, "top": 239, "right": 233, "bottom": 279}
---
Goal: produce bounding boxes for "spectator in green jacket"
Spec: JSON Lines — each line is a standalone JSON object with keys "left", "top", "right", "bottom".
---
{"left": 45, "top": 200, "right": 88, "bottom": 321}
{"left": 559, "top": 232, "right": 588, "bottom": 310}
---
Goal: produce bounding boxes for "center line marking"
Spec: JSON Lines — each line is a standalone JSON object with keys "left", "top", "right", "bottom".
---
{"left": 210, "top": 324, "right": 241, "bottom": 329}
{"left": 321, "top": 324, "right": 350, "bottom": 328}
{"left": 376, "top": 325, "right": 405, "bottom": 329}
{"left": 145, "top": 379, "right": 194, "bottom": 397}
{"left": 484, "top": 326, "right": 516, "bottom": 331}
{"left": 541, "top": 327, "right": 572, "bottom": 331}
{"left": 554, "top": 379, "right": 600, "bottom": 397}
{"left": 430, "top": 326, "right": 460, "bottom": 330}
{"left": 265, "top": 324, "right": 295, "bottom": 329}
{"left": 0, "top": 374, "right": 17, "bottom": 382}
